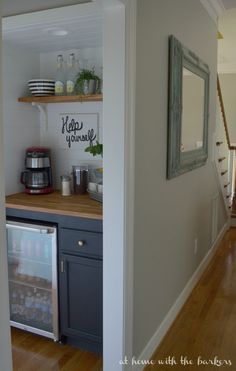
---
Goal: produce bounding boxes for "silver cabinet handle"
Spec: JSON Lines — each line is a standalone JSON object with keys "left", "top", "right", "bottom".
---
{"left": 6, "top": 222, "right": 56, "bottom": 234}
{"left": 78, "top": 240, "right": 85, "bottom": 247}
{"left": 60, "top": 260, "right": 65, "bottom": 273}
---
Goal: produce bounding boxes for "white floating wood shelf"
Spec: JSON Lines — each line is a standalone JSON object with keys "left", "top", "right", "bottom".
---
{"left": 18, "top": 94, "right": 103, "bottom": 104}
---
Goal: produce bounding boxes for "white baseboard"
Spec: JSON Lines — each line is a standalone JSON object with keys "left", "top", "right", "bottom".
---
{"left": 132, "top": 222, "right": 228, "bottom": 371}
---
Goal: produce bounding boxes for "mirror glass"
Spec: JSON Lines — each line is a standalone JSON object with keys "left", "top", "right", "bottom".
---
{"left": 181, "top": 68, "right": 205, "bottom": 152}
{"left": 167, "top": 35, "right": 209, "bottom": 179}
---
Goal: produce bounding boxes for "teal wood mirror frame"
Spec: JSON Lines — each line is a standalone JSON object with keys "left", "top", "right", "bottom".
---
{"left": 167, "top": 35, "right": 210, "bottom": 179}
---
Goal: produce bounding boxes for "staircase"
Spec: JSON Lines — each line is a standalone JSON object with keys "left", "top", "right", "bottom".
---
{"left": 215, "top": 75, "right": 236, "bottom": 223}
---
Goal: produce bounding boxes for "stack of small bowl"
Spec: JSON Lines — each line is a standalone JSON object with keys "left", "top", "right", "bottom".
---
{"left": 28, "top": 79, "right": 55, "bottom": 96}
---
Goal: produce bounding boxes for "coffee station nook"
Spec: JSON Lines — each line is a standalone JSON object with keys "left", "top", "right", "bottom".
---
{"left": 3, "top": 2, "right": 105, "bottom": 356}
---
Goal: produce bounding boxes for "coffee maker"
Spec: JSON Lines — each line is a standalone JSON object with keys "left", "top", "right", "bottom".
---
{"left": 21, "top": 147, "right": 53, "bottom": 194}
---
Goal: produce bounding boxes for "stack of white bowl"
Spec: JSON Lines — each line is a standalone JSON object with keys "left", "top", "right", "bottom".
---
{"left": 28, "top": 79, "right": 55, "bottom": 96}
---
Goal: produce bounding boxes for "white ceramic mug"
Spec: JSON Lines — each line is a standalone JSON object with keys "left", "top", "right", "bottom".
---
{"left": 88, "top": 182, "right": 97, "bottom": 192}
{"left": 97, "top": 184, "right": 103, "bottom": 194}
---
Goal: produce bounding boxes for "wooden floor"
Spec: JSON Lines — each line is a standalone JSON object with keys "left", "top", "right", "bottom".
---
{"left": 145, "top": 228, "right": 236, "bottom": 370}
{"left": 11, "top": 328, "right": 102, "bottom": 371}
{"left": 12, "top": 229, "right": 236, "bottom": 370}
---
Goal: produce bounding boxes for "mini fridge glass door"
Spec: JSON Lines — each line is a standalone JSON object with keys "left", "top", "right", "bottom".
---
{"left": 6, "top": 220, "right": 58, "bottom": 341}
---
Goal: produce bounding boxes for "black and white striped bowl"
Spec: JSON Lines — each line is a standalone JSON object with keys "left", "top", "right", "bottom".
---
{"left": 28, "top": 79, "right": 55, "bottom": 84}
{"left": 28, "top": 79, "right": 55, "bottom": 96}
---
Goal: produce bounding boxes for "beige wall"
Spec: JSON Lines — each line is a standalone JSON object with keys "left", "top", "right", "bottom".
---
{"left": 133, "top": 0, "right": 226, "bottom": 357}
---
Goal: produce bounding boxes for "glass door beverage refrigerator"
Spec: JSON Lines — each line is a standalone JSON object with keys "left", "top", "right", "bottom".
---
{"left": 6, "top": 220, "right": 58, "bottom": 341}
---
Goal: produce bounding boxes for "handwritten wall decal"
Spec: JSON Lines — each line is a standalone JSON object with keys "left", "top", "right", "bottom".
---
{"left": 59, "top": 113, "right": 99, "bottom": 149}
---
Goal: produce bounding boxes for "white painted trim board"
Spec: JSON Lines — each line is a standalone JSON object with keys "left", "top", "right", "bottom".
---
{"left": 132, "top": 222, "right": 228, "bottom": 371}
{"left": 122, "top": 0, "right": 137, "bottom": 370}
{"left": 102, "top": 2, "right": 127, "bottom": 371}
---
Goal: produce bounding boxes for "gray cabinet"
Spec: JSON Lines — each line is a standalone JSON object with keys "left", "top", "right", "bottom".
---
{"left": 59, "top": 227, "right": 103, "bottom": 353}
{"left": 60, "top": 254, "right": 102, "bottom": 345}
{"left": 6, "top": 207, "right": 103, "bottom": 353}
{"left": 60, "top": 228, "right": 102, "bottom": 258}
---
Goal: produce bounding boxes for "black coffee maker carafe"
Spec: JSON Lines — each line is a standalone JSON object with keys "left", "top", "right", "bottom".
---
{"left": 21, "top": 147, "right": 53, "bottom": 194}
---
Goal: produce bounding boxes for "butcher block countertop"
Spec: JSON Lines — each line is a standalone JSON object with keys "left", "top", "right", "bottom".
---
{"left": 5, "top": 191, "right": 103, "bottom": 220}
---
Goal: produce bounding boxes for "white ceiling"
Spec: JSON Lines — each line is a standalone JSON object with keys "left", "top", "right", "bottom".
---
{"left": 2, "top": 3, "right": 103, "bottom": 52}
{"left": 3, "top": 0, "right": 236, "bottom": 67}
{"left": 2, "top": 0, "right": 92, "bottom": 17}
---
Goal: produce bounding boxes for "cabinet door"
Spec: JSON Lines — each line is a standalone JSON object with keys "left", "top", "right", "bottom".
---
{"left": 60, "top": 254, "right": 102, "bottom": 344}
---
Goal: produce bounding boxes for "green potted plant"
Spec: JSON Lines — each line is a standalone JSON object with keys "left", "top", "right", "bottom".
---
{"left": 85, "top": 141, "right": 103, "bottom": 175}
{"left": 75, "top": 68, "right": 101, "bottom": 95}
{"left": 85, "top": 141, "right": 103, "bottom": 157}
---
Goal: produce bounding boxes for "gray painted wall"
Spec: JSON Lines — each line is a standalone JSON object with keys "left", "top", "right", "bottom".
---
{"left": 0, "top": 2, "right": 95, "bottom": 370}
{"left": 219, "top": 73, "right": 236, "bottom": 144}
{"left": 0, "top": 18, "right": 13, "bottom": 371}
{"left": 3, "top": 44, "right": 40, "bottom": 195}
{"left": 133, "top": 0, "right": 226, "bottom": 357}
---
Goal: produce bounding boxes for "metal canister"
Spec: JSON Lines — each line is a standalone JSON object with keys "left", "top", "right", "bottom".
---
{"left": 72, "top": 166, "right": 88, "bottom": 194}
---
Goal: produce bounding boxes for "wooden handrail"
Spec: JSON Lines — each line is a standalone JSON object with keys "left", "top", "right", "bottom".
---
{"left": 217, "top": 75, "right": 236, "bottom": 150}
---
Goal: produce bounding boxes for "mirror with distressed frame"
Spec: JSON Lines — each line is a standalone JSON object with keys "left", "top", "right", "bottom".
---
{"left": 167, "top": 35, "right": 210, "bottom": 179}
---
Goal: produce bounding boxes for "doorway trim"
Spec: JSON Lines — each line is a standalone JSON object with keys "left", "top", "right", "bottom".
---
{"left": 102, "top": 0, "right": 136, "bottom": 369}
